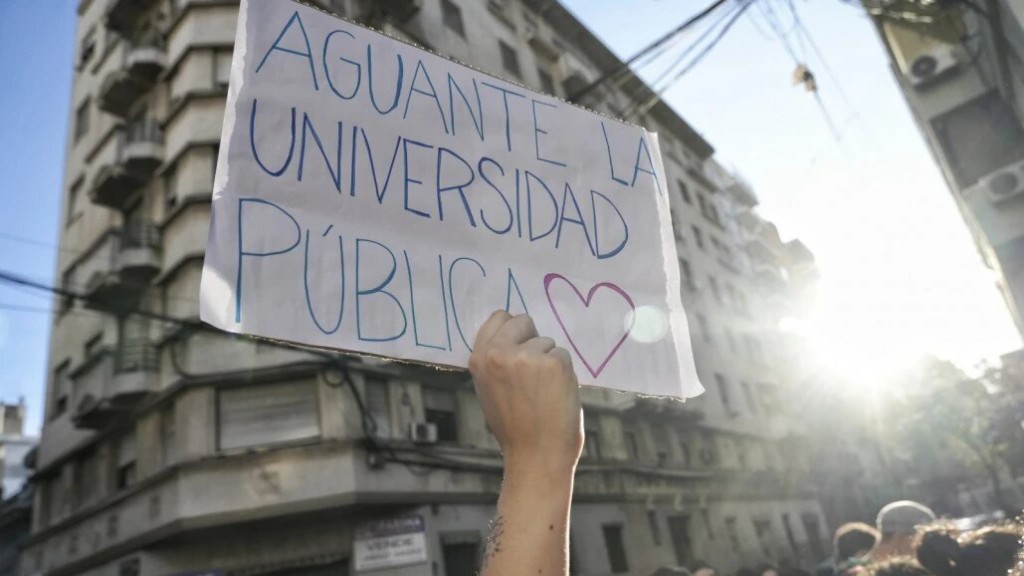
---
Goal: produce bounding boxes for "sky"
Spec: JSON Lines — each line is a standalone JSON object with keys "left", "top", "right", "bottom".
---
{"left": 0, "top": 0, "right": 1019, "bottom": 434}
{"left": 0, "top": 0, "right": 76, "bottom": 435}
{"left": 562, "top": 0, "right": 1021, "bottom": 384}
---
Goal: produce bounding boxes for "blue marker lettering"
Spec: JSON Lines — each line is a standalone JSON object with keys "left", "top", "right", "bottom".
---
{"left": 255, "top": 10, "right": 319, "bottom": 91}
{"left": 235, "top": 198, "right": 301, "bottom": 323}
{"left": 355, "top": 238, "right": 408, "bottom": 342}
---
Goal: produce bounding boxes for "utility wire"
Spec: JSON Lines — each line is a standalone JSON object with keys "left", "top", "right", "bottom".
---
{"left": 628, "top": 0, "right": 757, "bottom": 121}
{"left": 568, "top": 0, "right": 731, "bottom": 102}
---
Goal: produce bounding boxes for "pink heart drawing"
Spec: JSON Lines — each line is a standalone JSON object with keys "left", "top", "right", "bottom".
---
{"left": 543, "top": 273, "right": 636, "bottom": 378}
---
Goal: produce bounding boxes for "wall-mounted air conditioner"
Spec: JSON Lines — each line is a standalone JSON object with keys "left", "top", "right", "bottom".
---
{"left": 409, "top": 421, "right": 438, "bottom": 444}
{"left": 976, "top": 159, "right": 1024, "bottom": 203}
{"left": 907, "top": 45, "right": 960, "bottom": 87}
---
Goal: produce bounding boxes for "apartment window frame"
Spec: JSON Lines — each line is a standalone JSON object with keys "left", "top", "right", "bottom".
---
{"left": 691, "top": 225, "right": 705, "bottom": 251}
{"left": 498, "top": 40, "right": 522, "bottom": 78}
{"left": 79, "top": 26, "right": 97, "bottom": 69}
{"left": 217, "top": 380, "right": 322, "bottom": 451}
{"left": 163, "top": 164, "right": 179, "bottom": 214}
{"left": 538, "top": 67, "right": 557, "bottom": 95}
{"left": 364, "top": 376, "right": 392, "bottom": 439}
{"left": 677, "top": 179, "right": 692, "bottom": 204}
{"left": 602, "top": 524, "right": 630, "bottom": 574}
{"left": 741, "top": 382, "right": 760, "bottom": 415}
{"left": 647, "top": 509, "right": 663, "bottom": 546}
{"left": 213, "top": 48, "right": 232, "bottom": 89}
{"left": 708, "top": 275, "right": 723, "bottom": 305}
{"left": 424, "top": 387, "right": 459, "bottom": 443}
{"left": 696, "top": 314, "right": 712, "bottom": 345}
{"left": 441, "top": 0, "right": 467, "bottom": 38}
{"left": 114, "top": 433, "right": 138, "bottom": 491}
{"left": 584, "top": 427, "right": 602, "bottom": 460}
{"left": 725, "top": 517, "right": 742, "bottom": 550}
{"left": 680, "top": 258, "right": 695, "bottom": 291}
{"left": 74, "top": 98, "right": 91, "bottom": 143}
{"left": 624, "top": 429, "right": 640, "bottom": 461}
{"left": 160, "top": 405, "right": 177, "bottom": 467}
{"left": 66, "top": 179, "right": 83, "bottom": 227}
{"left": 52, "top": 360, "right": 71, "bottom": 420}
{"left": 715, "top": 373, "right": 735, "bottom": 415}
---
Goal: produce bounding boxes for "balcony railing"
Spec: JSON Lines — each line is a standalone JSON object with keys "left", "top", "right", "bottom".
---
{"left": 73, "top": 340, "right": 160, "bottom": 429}
{"left": 104, "top": 0, "right": 162, "bottom": 35}
{"left": 98, "top": 35, "right": 166, "bottom": 117}
{"left": 65, "top": 224, "right": 161, "bottom": 310}
{"left": 89, "top": 119, "right": 164, "bottom": 209}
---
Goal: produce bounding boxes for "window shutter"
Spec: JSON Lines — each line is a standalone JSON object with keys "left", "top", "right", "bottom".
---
{"left": 218, "top": 381, "right": 319, "bottom": 450}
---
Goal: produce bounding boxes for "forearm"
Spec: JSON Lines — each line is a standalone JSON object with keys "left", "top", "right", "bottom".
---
{"left": 481, "top": 461, "right": 576, "bottom": 576}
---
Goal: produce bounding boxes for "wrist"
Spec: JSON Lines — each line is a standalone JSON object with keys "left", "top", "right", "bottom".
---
{"left": 502, "top": 451, "right": 578, "bottom": 491}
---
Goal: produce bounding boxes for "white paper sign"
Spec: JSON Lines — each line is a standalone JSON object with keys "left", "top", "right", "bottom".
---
{"left": 200, "top": 0, "right": 703, "bottom": 398}
{"left": 353, "top": 515, "right": 429, "bottom": 572}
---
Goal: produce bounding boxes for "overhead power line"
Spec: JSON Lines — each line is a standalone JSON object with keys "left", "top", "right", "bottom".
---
{"left": 568, "top": 0, "right": 732, "bottom": 103}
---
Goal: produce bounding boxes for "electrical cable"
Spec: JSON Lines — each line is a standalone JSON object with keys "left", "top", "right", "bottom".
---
{"left": 568, "top": 0, "right": 731, "bottom": 102}
{"left": 627, "top": 0, "right": 757, "bottom": 121}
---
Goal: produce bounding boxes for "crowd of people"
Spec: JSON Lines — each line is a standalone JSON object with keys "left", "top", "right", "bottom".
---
{"left": 463, "top": 312, "right": 1023, "bottom": 576}
{"left": 653, "top": 500, "right": 1024, "bottom": 576}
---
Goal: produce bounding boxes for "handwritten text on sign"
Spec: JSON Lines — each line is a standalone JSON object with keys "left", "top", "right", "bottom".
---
{"left": 200, "top": 0, "right": 702, "bottom": 398}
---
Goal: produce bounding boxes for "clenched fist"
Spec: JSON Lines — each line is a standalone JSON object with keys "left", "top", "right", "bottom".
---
{"left": 469, "top": 311, "right": 584, "bottom": 478}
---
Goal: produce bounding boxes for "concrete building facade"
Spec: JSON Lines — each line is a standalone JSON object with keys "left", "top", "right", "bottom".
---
{"left": 864, "top": 0, "right": 1024, "bottom": 338}
{"left": 1, "top": 401, "right": 36, "bottom": 500}
{"left": 29, "top": 1, "right": 828, "bottom": 575}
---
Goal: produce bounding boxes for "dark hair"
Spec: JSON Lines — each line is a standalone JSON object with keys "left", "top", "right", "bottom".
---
{"left": 916, "top": 522, "right": 1023, "bottom": 576}
{"left": 835, "top": 522, "right": 881, "bottom": 559}
{"left": 867, "top": 557, "right": 929, "bottom": 576}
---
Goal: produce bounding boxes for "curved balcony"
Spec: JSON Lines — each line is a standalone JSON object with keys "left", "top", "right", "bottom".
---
{"left": 89, "top": 119, "right": 164, "bottom": 209}
{"left": 98, "top": 36, "right": 166, "bottom": 117}
{"left": 105, "top": 0, "right": 162, "bottom": 36}
{"left": 72, "top": 341, "right": 160, "bottom": 429}
{"left": 65, "top": 223, "right": 161, "bottom": 311}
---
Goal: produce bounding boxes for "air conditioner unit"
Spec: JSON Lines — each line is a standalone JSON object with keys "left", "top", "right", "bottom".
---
{"left": 907, "top": 45, "right": 960, "bottom": 87}
{"left": 977, "top": 160, "right": 1024, "bottom": 203}
{"left": 409, "top": 421, "right": 438, "bottom": 444}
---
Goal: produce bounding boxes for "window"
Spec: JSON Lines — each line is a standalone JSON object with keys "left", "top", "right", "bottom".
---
{"left": 624, "top": 430, "right": 640, "bottom": 460}
{"left": 602, "top": 524, "right": 629, "bottom": 573}
{"left": 499, "top": 40, "right": 521, "bottom": 78}
{"left": 708, "top": 275, "right": 723, "bottom": 304}
{"left": 691, "top": 225, "right": 705, "bottom": 251}
{"left": 79, "top": 27, "right": 97, "bottom": 68}
{"left": 424, "top": 388, "right": 458, "bottom": 443}
{"left": 66, "top": 180, "right": 83, "bottom": 226}
{"left": 164, "top": 165, "right": 179, "bottom": 213}
{"left": 217, "top": 381, "right": 320, "bottom": 450}
{"left": 211, "top": 144, "right": 220, "bottom": 185}
{"left": 753, "top": 518, "right": 774, "bottom": 557}
{"left": 701, "top": 509, "right": 715, "bottom": 540}
{"left": 364, "top": 376, "right": 392, "bottom": 438}
{"left": 52, "top": 361, "right": 70, "bottom": 419}
{"left": 74, "top": 449, "right": 99, "bottom": 509}
{"left": 680, "top": 259, "right": 695, "bottom": 291}
{"left": 715, "top": 374, "right": 734, "bottom": 414}
{"left": 653, "top": 425, "right": 670, "bottom": 466}
{"left": 160, "top": 406, "right": 177, "bottom": 467}
{"left": 115, "top": 434, "right": 138, "bottom": 490}
{"left": 538, "top": 68, "right": 556, "bottom": 95}
{"left": 74, "top": 98, "right": 91, "bottom": 143}
{"left": 677, "top": 179, "right": 692, "bottom": 204}
{"left": 737, "top": 441, "right": 748, "bottom": 469}
{"left": 442, "top": 539, "right": 479, "bottom": 576}
{"left": 781, "top": 513, "right": 800, "bottom": 555}
{"left": 698, "top": 194, "right": 710, "bottom": 220}
{"left": 725, "top": 517, "right": 742, "bottom": 550}
{"left": 667, "top": 516, "right": 694, "bottom": 566}
{"left": 696, "top": 314, "right": 712, "bottom": 344}
{"left": 647, "top": 510, "right": 663, "bottom": 546}
{"left": 801, "top": 513, "right": 826, "bottom": 559}
{"left": 584, "top": 427, "right": 602, "bottom": 459}
{"left": 107, "top": 513, "right": 118, "bottom": 539}
{"left": 679, "top": 440, "right": 691, "bottom": 467}
{"left": 442, "top": 0, "right": 466, "bottom": 38}
{"left": 214, "top": 48, "right": 232, "bottom": 89}
{"left": 741, "top": 382, "right": 759, "bottom": 415}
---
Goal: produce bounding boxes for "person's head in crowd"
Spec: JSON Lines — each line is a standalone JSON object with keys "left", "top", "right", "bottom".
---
{"left": 690, "top": 561, "right": 717, "bottom": 576}
{"left": 835, "top": 522, "right": 881, "bottom": 562}
{"left": 651, "top": 567, "right": 693, "bottom": 576}
{"left": 756, "top": 565, "right": 780, "bottom": 576}
{"left": 874, "top": 501, "right": 936, "bottom": 559}
{"left": 865, "top": 557, "right": 929, "bottom": 576}
{"left": 916, "top": 522, "right": 1023, "bottom": 576}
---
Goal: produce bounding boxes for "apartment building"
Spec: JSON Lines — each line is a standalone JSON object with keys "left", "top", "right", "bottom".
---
{"left": 0, "top": 401, "right": 36, "bottom": 500}
{"left": 28, "top": 1, "right": 828, "bottom": 575}
{"left": 864, "top": 0, "right": 1024, "bottom": 338}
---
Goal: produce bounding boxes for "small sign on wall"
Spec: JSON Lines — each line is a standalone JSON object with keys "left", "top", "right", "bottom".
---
{"left": 353, "top": 515, "right": 429, "bottom": 572}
